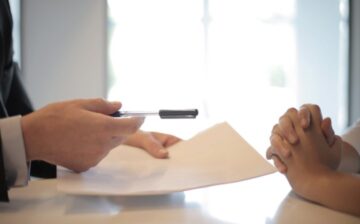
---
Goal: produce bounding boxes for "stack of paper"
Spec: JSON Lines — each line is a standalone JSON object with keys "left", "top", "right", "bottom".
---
{"left": 57, "top": 122, "right": 276, "bottom": 195}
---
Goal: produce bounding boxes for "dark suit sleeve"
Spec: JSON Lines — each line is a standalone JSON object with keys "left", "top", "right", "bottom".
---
{"left": 5, "top": 64, "right": 56, "bottom": 179}
{"left": 0, "top": 64, "right": 55, "bottom": 202}
{"left": 0, "top": 133, "right": 9, "bottom": 202}
{"left": 0, "top": 0, "right": 10, "bottom": 202}
{"left": 0, "top": 0, "right": 55, "bottom": 202}
{"left": 5, "top": 63, "right": 33, "bottom": 116}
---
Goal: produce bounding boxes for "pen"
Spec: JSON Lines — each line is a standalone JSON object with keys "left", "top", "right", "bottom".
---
{"left": 111, "top": 109, "right": 198, "bottom": 119}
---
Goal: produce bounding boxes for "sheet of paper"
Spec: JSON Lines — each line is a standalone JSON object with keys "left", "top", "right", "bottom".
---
{"left": 57, "top": 122, "right": 276, "bottom": 195}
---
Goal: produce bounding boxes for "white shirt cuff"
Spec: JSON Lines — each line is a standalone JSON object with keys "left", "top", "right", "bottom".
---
{"left": 342, "top": 120, "right": 360, "bottom": 157}
{"left": 0, "top": 115, "right": 29, "bottom": 187}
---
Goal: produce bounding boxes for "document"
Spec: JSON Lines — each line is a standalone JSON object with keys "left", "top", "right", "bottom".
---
{"left": 57, "top": 122, "right": 276, "bottom": 195}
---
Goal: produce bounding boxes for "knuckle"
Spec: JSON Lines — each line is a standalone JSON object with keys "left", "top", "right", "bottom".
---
{"left": 286, "top": 107, "right": 297, "bottom": 115}
{"left": 278, "top": 115, "right": 286, "bottom": 123}
{"left": 279, "top": 115, "right": 291, "bottom": 129}
{"left": 270, "top": 135, "right": 280, "bottom": 146}
{"left": 300, "top": 103, "right": 311, "bottom": 109}
{"left": 298, "top": 108, "right": 309, "bottom": 119}
{"left": 266, "top": 147, "right": 274, "bottom": 159}
{"left": 282, "top": 118, "right": 292, "bottom": 129}
{"left": 312, "top": 104, "right": 321, "bottom": 114}
{"left": 71, "top": 99, "right": 85, "bottom": 107}
{"left": 94, "top": 98, "right": 107, "bottom": 105}
{"left": 272, "top": 124, "right": 279, "bottom": 133}
{"left": 299, "top": 105, "right": 309, "bottom": 112}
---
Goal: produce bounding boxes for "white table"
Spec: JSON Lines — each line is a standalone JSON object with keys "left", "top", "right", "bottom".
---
{"left": 1, "top": 173, "right": 359, "bottom": 224}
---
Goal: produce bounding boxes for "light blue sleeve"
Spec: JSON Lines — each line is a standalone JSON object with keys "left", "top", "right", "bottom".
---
{"left": 342, "top": 120, "right": 360, "bottom": 157}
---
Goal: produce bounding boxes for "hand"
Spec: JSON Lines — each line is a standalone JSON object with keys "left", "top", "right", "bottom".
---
{"left": 266, "top": 104, "right": 336, "bottom": 173}
{"left": 21, "top": 98, "right": 144, "bottom": 172}
{"left": 124, "top": 130, "right": 181, "bottom": 158}
{"left": 269, "top": 105, "right": 342, "bottom": 197}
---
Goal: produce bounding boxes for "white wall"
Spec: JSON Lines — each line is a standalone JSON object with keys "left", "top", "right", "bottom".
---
{"left": 22, "top": 0, "right": 107, "bottom": 109}
{"left": 9, "top": 0, "right": 21, "bottom": 64}
{"left": 295, "top": 0, "right": 348, "bottom": 131}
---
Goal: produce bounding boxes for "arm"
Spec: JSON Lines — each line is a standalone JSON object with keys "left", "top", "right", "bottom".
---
{"left": 21, "top": 99, "right": 144, "bottom": 172}
{"left": 0, "top": 139, "right": 9, "bottom": 202}
{"left": 271, "top": 105, "right": 360, "bottom": 217}
{"left": 266, "top": 106, "right": 337, "bottom": 173}
{"left": 305, "top": 171, "right": 360, "bottom": 216}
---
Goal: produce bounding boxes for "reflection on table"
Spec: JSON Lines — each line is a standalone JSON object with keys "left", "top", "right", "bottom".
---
{"left": 0, "top": 173, "right": 359, "bottom": 224}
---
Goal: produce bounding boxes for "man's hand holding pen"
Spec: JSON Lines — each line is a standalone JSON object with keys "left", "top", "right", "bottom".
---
{"left": 21, "top": 98, "right": 183, "bottom": 173}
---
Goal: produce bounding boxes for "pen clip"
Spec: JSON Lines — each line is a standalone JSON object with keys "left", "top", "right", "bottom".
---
{"left": 159, "top": 109, "right": 198, "bottom": 119}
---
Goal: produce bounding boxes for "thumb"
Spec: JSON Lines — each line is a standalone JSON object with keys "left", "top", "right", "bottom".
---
{"left": 329, "top": 135, "right": 342, "bottom": 170}
{"left": 321, "top": 117, "right": 335, "bottom": 146}
{"left": 79, "top": 98, "right": 122, "bottom": 115}
{"left": 134, "top": 132, "right": 169, "bottom": 158}
{"left": 330, "top": 135, "right": 342, "bottom": 152}
{"left": 143, "top": 137, "right": 169, "bottom": 158}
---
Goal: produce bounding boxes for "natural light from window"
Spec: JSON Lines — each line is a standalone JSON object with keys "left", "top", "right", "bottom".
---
{"left": 107, "top": 0, "right": 348, "bottom": 156}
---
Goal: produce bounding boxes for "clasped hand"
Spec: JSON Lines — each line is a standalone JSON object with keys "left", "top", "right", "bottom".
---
{"left": 266, "top": 104, "right": 342, "bottom": 195}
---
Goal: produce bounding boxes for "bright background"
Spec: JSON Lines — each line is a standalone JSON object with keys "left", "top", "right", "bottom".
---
{"left": 107, "top": 0, "right": 349, "bottom": 155}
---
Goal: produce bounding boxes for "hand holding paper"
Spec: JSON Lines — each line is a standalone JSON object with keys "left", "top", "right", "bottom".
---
{"left": 57, "top": 122, "right": 276, "bottom": 195}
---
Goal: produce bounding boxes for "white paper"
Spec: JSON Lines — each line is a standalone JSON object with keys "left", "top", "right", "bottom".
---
{"left": 57, "top": 122, "right": 276, "bottom": 195}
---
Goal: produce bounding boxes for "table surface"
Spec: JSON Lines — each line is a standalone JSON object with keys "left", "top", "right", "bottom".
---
{"left": 1, "top": 173, "right": 359, "bottom": 224}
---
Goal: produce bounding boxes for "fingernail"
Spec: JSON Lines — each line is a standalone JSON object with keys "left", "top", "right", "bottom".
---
{"left": 301, "top": 118, "right": 307, "bottom": 127}
{"left": 159, "top": 149, "right": 168, "bottom": 155}
{"left": 289, "top": 134, "right": 297, "bottom": 144}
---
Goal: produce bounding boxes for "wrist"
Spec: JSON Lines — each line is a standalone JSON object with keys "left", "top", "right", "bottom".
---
{"left": 21, "top": 115, "right": 39, "bottom": 161}
{"left": 299, "top": 169, "right": 339, "bottom": 203}
{"left": 123, "top": 130, "right": 143, "bottom": 145}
